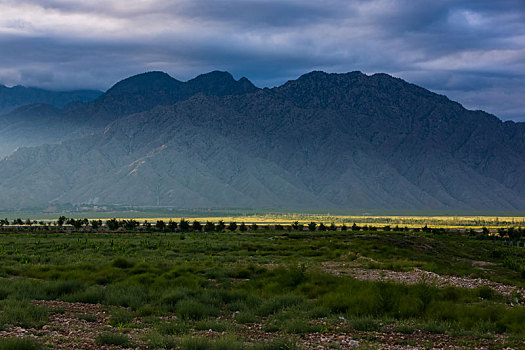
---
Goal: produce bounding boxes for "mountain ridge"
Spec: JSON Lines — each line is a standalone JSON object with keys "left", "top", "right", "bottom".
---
{"left": 0, "top": 70, "right": 523, "bottom": 210}
{"left": 0, "top": 84, "right": 102, "bottom": 115}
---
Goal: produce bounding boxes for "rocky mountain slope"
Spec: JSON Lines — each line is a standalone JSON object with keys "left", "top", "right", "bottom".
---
{"left": 0, "top": 71, "right": 258, "bottom": 156}
{"left": 0, "top": 71, "right": 523, "bottom": 210}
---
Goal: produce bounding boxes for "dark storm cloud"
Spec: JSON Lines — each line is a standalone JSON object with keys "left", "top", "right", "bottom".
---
{"left": 0, "top": 0, "right": 524, "bottom": 121}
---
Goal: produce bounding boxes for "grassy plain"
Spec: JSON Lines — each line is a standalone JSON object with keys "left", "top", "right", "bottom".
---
{"left": 0, "top": 227, "right": 524, "bottom": 349}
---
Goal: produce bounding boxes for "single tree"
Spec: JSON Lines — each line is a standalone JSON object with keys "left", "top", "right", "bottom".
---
{"left": 168, "top": 219, "right": 179, "bottom": 232}
{"left": 156, "top": 220, "right": 166, "bottom": 231}
{"left": 291, "top": 221, "right": 303, "bottom": 231}
{"left": 204, "top": 221, "right": 215, "bottom": 232}
{"left": 106, "top": 218, "right": 120, "bottom": 231}
{"left": 179, "top": 219, "right": 190, "bottom": 232}
{"left": 227, "top": 221, "right": 237, "bottom": 232}
{"left": 192, "top": 220, "right": 202, "bottom": 232}
{"left": 57, "top": 216, "right": 67, "bottom": 227}
{"left": 90, "top": 219, "right": 100, "bottom": 230}
{"left": 123, "top": 219, "right": 139, "bottom": 230}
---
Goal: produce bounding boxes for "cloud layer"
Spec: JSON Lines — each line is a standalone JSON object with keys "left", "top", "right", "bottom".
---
{"left": 0, "top": 0, "right": 524, "bottom": 121}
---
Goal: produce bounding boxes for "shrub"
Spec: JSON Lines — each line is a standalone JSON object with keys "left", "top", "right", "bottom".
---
{"left": 0, "top": 291, "right": 9, "bottom": 302}
{"left": 253, "top": 338, "right": 298, "bottom": 350}
{"left": 104, "top": 284, "right": 148, "bottom": 309}
{"left": 0, "top": 337, "right": 43, "bottom": 350}
{"left": 283, "top": 318, "right": 320, "bottom": 334}
{"left": 160, "top": 288, "right": 191, "bottom": 312}
{"left": 176, "top": 299, "right": 219, "bottom": 320}
{"left": 194, "top": 319, "right": 233, "bottom": 332}
{"left": 95, "top": 332, "right": 131, "bottom": 347}
{"left": 157, "top": 321, "right": 191, "bottom": 335}
{"left": 235, "top": 310, "right": 258, "bottom": 324}
{"left": 44, "top": 280, "right": 86, "bottom": 299}
{"left": 256, "top": 295, "right": 305, "bottom": 316}
{"left": 0, "top": 299, "right": 48, "bottom": 329}
{"left": 349, "top": 316, "right": 381, "bottom": 331}
{"left": 61, "top": 286, "right": 105, "bottom": 304}
{"left": 213, "top": 337, "right": 244, "bottom": 350}
{"left": 77, "top": 313, "right": 97, "bottom": 322}
{"left": 420, "top": 320, "right": 451, "bottom": 334}
{"left": 109, "top": 308, "right": 134, "bottom": 326}
{"left": 180, "top": 336, "right": 210, "bottom": 350}
{"left": 111, "top": 257, "right": 134, "bottom": 269}
{"left": 147, "top": 333, "right": 178, "bottom": 349}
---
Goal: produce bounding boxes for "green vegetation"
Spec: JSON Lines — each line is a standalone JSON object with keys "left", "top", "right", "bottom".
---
{"left": 0, "top": 224, "right": 523, "bottom": 348}
{"left": 0, "top": 338, "right": 43, "bottom": 350}
{"left": 95, "top": 332, "right": 131, "bottom": 347}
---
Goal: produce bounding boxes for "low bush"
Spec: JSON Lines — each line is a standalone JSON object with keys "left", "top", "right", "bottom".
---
{"left": 0, "top": 337, "right": 43, "bottom": 350}
{"left": 94, "top": 332, "right": 131, "bottom": 347}
{"left": 176, "top": 299, "right": 219, "bottom": 320}
{"left": 109, "top": 308, "right": 134, "bottom": 326}
{"left": 0, "top": 299, "right": 48, "bottom": 329}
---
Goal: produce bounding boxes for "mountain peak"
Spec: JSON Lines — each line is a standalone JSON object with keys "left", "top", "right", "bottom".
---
{"left": 105, "top": 71, "right": 182, "bottom": 96}
{"left": 190, "top": 70, "right": 235, "bottom": 83}
{"left": 186, "top": 71, "right": 258, "bottom": 96}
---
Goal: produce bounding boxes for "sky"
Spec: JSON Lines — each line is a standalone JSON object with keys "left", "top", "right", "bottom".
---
{"left": 0, "top": 0, "right": 524, "bottom": 122}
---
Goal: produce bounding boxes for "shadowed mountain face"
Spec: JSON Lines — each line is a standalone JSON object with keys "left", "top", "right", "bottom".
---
{"left": 0, "top": 71, "right": 523, "bottom": 210}
{"left": 0, "top": 71, "right": 259, "bottom": 156}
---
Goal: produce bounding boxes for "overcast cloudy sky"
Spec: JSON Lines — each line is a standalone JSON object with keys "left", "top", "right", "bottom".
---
{"left": 0, "top": 0, "right": 524, "bottom": 121}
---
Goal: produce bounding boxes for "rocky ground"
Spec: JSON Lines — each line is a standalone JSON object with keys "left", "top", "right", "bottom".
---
{"left": 0, "top": 290, "right": 522, "bottom": 350}
{"left": 321, "top": 262, "right": 525, "bottom": 304}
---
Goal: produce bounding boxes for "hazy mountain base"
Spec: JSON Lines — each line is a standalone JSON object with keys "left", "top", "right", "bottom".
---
{"left": 0, "top": 84, "right": 102, "bottom": 115}
{"left": 0, "top": 71, "right": 524, "bottom": 210}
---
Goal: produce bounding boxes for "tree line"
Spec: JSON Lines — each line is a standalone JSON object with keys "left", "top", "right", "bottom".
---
{"left": 1, "top": 217, "right": 524, "bottom": 238}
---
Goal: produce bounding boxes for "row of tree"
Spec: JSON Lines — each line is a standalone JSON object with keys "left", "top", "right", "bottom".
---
{"left": 2, "top": 217, "right": 523, "bottom": 237}
{"left": 0, "top": 217, "right": 436, "bottom": 233}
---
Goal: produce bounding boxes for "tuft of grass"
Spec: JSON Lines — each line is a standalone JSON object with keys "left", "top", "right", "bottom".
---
{"left": 0, "top": 299, "right": 48, "bottom": 329}
{"left": 180, "top": 336, "right": 211, "bottom": 350}
{"left": 109, "top": 308, "right": 134, "bottom": 326}
{"left": 112, "top": 257, "right": 135, "bottom": 269}
{"left": 194, "top": 319, "right": 233, "bottom": 332}
{"left": 253, "top": 338, "right": 298, "bottom": 350}
{"left": 146, "top": 332, "right": 178, "bottom": 349}
{"left": 157, "top": 320, "right": 191, "bottom": 335}
{"left": 235, "top": 310, "right": 258, "bottom": 324}
{"left": 176, "top": 299, "right": 219, "bottom": 320}
{"left": 44, "top": 280, "right": 86, "bottom": 299}
{"left": 212, "top": 336, "right": 244, "bottom": 350}
{"left": 62, "top": 286, "right": 105, "bottom": 304}
{"left": 393, "top": 323, "right": 416, "bottom": 334}
{"left": 256, "top": 295, "right": 305, "bottom": 317}
{"left": 0, "top": 337, "right": 43, "bottom": 350}
{"left": 95, "top": 332, "right": 131, "bottom": 347}
{"left": 77, "top": 313, "right": 97, "bottom": 322}
{"left": 349, "top": 316, "right": 382, "bottom": 332}
{"left": 420, "top": 320, "right": 451, "bottom": 334}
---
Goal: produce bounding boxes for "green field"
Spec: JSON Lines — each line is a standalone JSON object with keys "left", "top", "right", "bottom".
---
{"left": 0, "top": 226, "right": 524, "bottom": 349}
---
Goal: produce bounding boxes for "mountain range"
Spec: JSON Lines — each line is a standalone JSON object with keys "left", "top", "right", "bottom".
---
{"left": 0, "top": 84, "right": 101, "bottom": 115}
{"left": 0, "top": 70, "right": 523, "bottom": 210}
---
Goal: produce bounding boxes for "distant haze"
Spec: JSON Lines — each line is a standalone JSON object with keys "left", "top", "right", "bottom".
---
{"left": 0, "top": 0, "right": 524, "bottom": 121}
